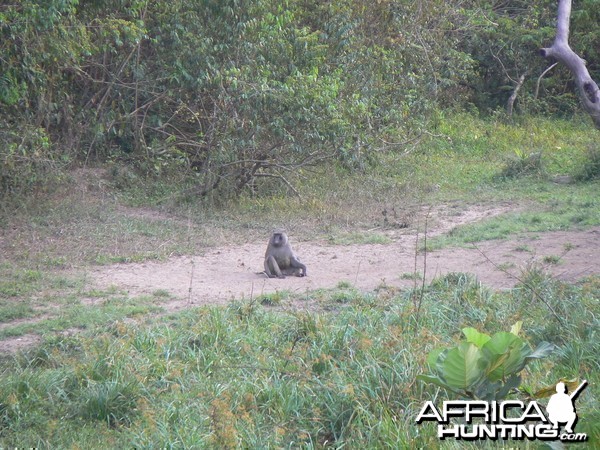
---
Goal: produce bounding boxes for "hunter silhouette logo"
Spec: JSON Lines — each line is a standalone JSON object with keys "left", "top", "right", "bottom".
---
{"left": 546, "top": 380, "right": 587, "bottom": 434}
{"left": 416, "top": 380, "right": 589, "bottom": 443}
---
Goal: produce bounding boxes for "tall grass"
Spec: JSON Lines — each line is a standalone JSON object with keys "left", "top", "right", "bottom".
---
{"left": 1, "top": 271, "right": 597, "bottom": 448}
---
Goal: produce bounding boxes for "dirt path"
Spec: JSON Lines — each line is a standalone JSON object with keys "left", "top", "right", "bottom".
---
{"left": 2, "top": 204, "right": 599, "bottom": 354}
{"left": 91, "top": 227, "right": 600, "bottom": 311}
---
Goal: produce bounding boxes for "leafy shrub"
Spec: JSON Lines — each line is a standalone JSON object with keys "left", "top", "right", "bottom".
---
{"left": 418, "top": 322, "right": 554, "bottom": 400}
{"left": 0, "top": 0, "right": 482, "bottom": 200}
{"left": 0, "top": 126, "right": 66, "bottom": 195}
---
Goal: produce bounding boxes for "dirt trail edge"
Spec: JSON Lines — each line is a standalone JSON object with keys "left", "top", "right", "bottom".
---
{"left": 91, "top": 227, "right": 600, "bottom": 311}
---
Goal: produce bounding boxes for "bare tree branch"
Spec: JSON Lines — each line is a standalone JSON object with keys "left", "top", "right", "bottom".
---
{"left": 534, "top": 62, "right": 558, "bottom": 99}
{"left": 507, "top": 72, "right": 527, "bottom": 117}
{"left": 254, "top": 173, "right": 301, "bottom": 197}
{"left": 540, "top": 0, "right": 600, "bottom": 128}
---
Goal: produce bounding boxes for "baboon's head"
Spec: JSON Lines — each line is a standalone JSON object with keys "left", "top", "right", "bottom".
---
{"left": 270, "top": 229, "right": 288, "bottom": 247}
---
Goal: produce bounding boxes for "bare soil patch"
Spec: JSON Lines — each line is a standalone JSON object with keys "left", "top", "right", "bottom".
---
{"left": 89, "top": 203, "right": 600, "bottom": 311}
{"left": 0, "top": 333, "right": 42, "bottom": 354}
{"left": 2, "top": 203, "right": 599, "bottom": 354}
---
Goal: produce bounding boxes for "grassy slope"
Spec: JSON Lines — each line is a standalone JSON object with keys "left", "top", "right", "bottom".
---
{"left": 0, "top": 114, "right": 599, "bottom": 448}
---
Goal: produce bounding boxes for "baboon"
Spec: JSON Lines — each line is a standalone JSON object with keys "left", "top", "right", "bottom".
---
{"left": 264, "top": 230, "right": 307, "bottom": 278}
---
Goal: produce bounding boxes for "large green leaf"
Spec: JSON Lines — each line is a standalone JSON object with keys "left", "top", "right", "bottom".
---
{"left": 462, "top": 327, "right": 491, "bottom": 348}
{"left": 420, "top": 327, "right": 554, "bottom": 400}
{"left": 442, "top": 342, "right": 487, "bottom": 390}
{"left": 484, "top": 351, "right": 511, "bottom": 380}
{"left": 482, "top": 332, "right": 530, "bottom": 381}
{"left": 482, "top": 332, "right": 521, "bottom": 356}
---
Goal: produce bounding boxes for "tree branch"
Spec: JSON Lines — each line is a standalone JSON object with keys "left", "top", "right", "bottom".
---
{"left": 507, "top": 72, "right": 527, "bottom": 117}
{"left": 254, "top": 173, "right": 301, "bottom": 197}
{"left": 540, "top": 0, "right": 600, "bottom": 128}
{"left": 534, "top": 63, "right": 558, "bottom": 99}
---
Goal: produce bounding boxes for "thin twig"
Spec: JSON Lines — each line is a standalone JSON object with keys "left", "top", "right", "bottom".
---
{"left": 187, "top": 216, "right": 194, "bottom": 305}
{"left": 416, "top": 206, "right": 431, "bottom": 317}
{"left": 354, "top": 260, "right": 362, "bottom": 286}
{"left": 187, "top": 259, "right": 195, "bottom": 305}
{"left": 253, "top": 173, "right": 300, "bottom": 197}
{"left": 413, "top": 222, "right": 420, "bottom": 296}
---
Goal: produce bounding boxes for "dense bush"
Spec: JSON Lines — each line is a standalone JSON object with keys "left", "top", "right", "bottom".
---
{"left": 0, "top": 125, "right": 64, "bottom": 193}
{"left": 1, "top": 0, "right": 598, "bottom": 198}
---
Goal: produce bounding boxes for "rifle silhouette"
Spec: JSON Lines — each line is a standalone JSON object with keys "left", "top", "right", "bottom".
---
{"left": 570, "top": 380, "right": 588, "bottom": 401}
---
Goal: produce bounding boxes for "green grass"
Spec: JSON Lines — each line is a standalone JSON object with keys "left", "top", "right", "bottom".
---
{"left": 0, "top": 280, "right": 164, "bottom": 340}
{"left": 543, "top": 255, "right": 562, "bottom": 264}
{"left": 0, "top": 257, "right": 169, "bottom": 341}
{"left": 0, "top": 301, "right": 37, "bottom": 322}
{"left": 387, "top": 114, "right": 596, "bottom": 201}
{"left": 327, "top": 231, "right": 392, "bottom": 245}
{"left": 256, "top": 291, "right": 286, "bottom": 306}
{"left": 425, "top": 186, "right": 600, "bottom": 250}
{"left": 1, "top": 191, "right": 214, "bottom": 271}
{"left": 1, "top": 114, "right": 599, "bottom": 447}
{"left": 0, "top": 271, "right": 597, "bottom": 448}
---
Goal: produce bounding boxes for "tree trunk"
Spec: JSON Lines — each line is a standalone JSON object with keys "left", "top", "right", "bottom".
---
{"left": 540, "top": 0, "right": 600, "bottom": 129}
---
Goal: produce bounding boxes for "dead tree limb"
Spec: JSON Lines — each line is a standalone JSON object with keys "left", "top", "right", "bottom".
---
{"left": 534, "top": 62, "right": 558, "bottom": 99}
{"left": 507, "top": 72, "right": 527, "bottom": 118}
{"left": 540, "top": 0, "right": 600, "bottom": 128}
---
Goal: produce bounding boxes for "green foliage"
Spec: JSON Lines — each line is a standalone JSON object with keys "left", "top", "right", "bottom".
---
{"left": 455, "top": 0, "right": 600, "bottom": 115}
{"left": 2, "top": 0, "right": 597, "bottom": 199}
{"left": 418, "top": 323, "right": 554, "bottom": 401}
{"left": 0, "top": 0, "right": 485, "bottom": 199}
{"left": 0, "top": 126, "right": 66, "bottom": 194}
